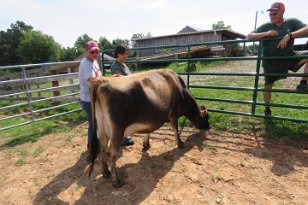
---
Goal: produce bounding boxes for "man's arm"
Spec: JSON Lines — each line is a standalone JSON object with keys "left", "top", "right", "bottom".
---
{"left": 278, "top": 26, "right": 308, "bottom": 49}
{"left": 291, "top": 25, "right": 308, "bottom": 38}
{"left": 247, "top": 30, "right": 278, "bottom": 39}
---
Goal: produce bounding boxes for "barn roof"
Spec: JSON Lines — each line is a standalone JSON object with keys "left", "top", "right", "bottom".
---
{"left": 133, "top": 28, "right": 246, "bottom": 41}
{"left": 74, "top": 53, "right": 115, "bottom": 61}
{"left": 177, "top": 25, "right": 204, "bottom": 34}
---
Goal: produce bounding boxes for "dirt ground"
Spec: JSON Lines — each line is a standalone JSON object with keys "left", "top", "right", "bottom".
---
{"left": 0, "top": 123, "right": 307, "bottom": 205}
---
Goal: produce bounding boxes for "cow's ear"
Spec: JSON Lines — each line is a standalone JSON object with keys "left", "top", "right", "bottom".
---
{"left": 200, "top": 105, "right": 207, "bottom": 118}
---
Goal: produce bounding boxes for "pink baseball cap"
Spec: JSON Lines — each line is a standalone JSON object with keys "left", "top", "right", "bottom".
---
{"left": 85, "top": 40, "right": 100, "bottom": 51}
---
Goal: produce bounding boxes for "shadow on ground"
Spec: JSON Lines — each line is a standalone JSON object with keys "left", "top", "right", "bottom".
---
{"left": 33, "top": 131, "right": 207, "bottom": 205}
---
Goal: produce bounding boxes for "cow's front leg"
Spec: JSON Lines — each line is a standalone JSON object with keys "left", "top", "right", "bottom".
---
{"left": 142, "top": 133, "right": 150, "bottom": 151}
{"left": 110, "top": 155, "right": 123, "bottom": 188}
{"left": 170, "top": 116, "right": 184, "bottom": 148}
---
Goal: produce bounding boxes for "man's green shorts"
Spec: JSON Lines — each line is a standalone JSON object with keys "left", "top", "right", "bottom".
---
{"left": 263, "top": 51, "right": 308, "bottom": 85}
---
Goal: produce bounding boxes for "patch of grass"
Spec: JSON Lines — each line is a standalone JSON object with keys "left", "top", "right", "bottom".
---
{"left": 74, "top": 184, "right": 82, "bottom": 191}
{"left": 1, "top": 148, "right": 15, "bottom": 155}
{"left": 205, "top": 144, "right": 218, "bottom": 150}
{"left": 1, "top": 100, "right": 85, "bottom": 147}
{"left": 173, "top": 73, "right": 307, "bottom": 140}
{"left": 166, "top": 61, "right": 226, "bottom": 73}
{"left": 15, "top": 159, "right": 26, "bottom": 166}
{"left": 1, "top": 120, "right": 69, "bottom": 147}
{"left": 32, "top": 146, "right": 45, "bottom": 157}
{"left": 0, "top": 116, "right": 28, "bottom": 130}
{"left": 178, "top": 116, "right": 190, "bottom": 127}
{"left": 62, "top": 134, "right": 75, "bottom": 142}
{"left": 183, "top": 65, "right": 308, "bottom": 140}
{"left": 17, "top": 148, "right": 29, "bottom": 157}
{"left": 262, "top": 119, "right": 308, "bottom": 143}
{"left": 210, "top": 173, "right": 218, "bottom": 183}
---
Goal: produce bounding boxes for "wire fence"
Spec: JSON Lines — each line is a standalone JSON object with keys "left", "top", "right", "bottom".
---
{"left": 0, "top": 61, "right": 82, "bottom": 131}
{"left": 103, "top": 36, "right": 308, "bottom": 123}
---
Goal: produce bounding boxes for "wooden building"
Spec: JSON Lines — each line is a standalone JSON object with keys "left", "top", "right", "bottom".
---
{"left": 132, "top": 26, "right": 246, "bottom": 58}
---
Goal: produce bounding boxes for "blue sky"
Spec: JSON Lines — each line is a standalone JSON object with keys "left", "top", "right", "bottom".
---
{"left": 0, "top": 0, "right": 307, "bottom": 47}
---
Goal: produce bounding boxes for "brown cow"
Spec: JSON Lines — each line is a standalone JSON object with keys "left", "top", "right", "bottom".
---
{"left": 88, "top": 69, "right": 210, "bottom": 187}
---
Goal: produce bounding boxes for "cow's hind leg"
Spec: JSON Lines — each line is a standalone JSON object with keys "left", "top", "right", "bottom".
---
{"left": 170, "top": 116, "right": 184, "bottom": 148}
{"left": 96, "top": 122, "right": 111, "bottom": 178}
{"left": 142, "top": 133, "right": 150, "bottom": 151}
{"left": 100, "top": 134, "right": 111, "bottom": 178}
{"left": 108, "top": 134, "right": 124, "bottom": 188}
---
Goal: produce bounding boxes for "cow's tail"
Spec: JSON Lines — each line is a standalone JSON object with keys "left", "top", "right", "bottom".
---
{"left": 88, "top": 80, "right": 100, "bottom": 177}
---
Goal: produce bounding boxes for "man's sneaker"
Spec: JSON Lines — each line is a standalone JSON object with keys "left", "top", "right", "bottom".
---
{"left": 296, "top": 83, "right": 308, "bottom": 91}
{"left": 264, "top": 107, "right": 272, "bottom": 116}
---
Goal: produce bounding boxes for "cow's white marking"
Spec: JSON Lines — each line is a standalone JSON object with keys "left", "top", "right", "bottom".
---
{"left": 95, "top": 100, "right": 112, "bottom": 144}
{"left": 124, "top": 123, "right": 156, "bottom": 137}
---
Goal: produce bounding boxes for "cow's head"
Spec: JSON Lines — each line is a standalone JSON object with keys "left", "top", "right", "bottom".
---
{"left": 199, "top": 105, "right": 210, "bottom": 130}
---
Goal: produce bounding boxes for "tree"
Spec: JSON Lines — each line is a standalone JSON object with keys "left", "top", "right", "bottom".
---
{"left": 74, "top": 34, "right": 93, "bottom": 55}
{"left": 131, "top": 33, "right": 145, "bottom": 39}
{"left": 146, "top": 32, "right": 152, "bottom": 38}
{"left": 212, "top": 21, "right": 231, "bottom": 30}
{"left": 112, "top": 38, "right": 130, "bottom": 48}
{"left": 130, "top": 33, "right": 145, "bottom": 48}
{"left": 17, "top": 30, "right": 61, "bottom": 63}
{"left": 0, "top": 21, "right": 33, "bottom": 66}
{"left": 60, "top": 47, "right": 78, "bottom": 61}
{"left": 98, "top": 36, "right": 113, "bottom": 51}
{"left": 130, "top": 32, "right": 152, "bottom": 48}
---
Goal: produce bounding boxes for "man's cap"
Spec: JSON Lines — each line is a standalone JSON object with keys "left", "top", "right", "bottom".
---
{"left": 267, "top": 2, "right": 285, "bottom": 12}
{"left": 85, "top": 40, "right": 100, "bottom": 51}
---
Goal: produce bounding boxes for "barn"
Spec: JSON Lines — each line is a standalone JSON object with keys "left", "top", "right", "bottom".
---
{"left": 132, "top": 26, "right": 246, "bottom": 58}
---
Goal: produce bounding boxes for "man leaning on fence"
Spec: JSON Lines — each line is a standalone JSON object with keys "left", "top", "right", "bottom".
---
{"left": 247, "top": 2, "right": 308, "bottom": 116}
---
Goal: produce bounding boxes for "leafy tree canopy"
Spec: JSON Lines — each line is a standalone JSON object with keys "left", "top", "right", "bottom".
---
{"left": 212, "top": 21, "right": 231, "bottom": 30}
{"left": 17, "top": 30, "right": 61, "bottom": 63}
{"left": 0, "top": 21, "right": 33, "bottom": 66}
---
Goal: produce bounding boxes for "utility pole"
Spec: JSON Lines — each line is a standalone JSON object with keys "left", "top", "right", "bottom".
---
{"left": 252, "top": 11, "right": 263, "bottom": 55}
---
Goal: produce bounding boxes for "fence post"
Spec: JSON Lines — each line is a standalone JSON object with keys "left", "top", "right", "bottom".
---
{"left": 67, "top": 67, "right": 75, "bottom": 93}
{"left": 21, "top": 66, "right": 35, "bottom": 121}
{"left": 136, "top": 49, "right": 140, "bottom": 70}
{"left": 101, "top": 51, "right": 105, "bottom": 76}
{"left": 51, "top": 71, "right": 60, "bottom": 105}
{"left": 36, "top": 73, "right": 41, "bottom": 98}
{"left": 251, "top": 39, "right": 263, "bottom": 115}
{"left": 187, "top": 45, "right": 191, "bottom": 90}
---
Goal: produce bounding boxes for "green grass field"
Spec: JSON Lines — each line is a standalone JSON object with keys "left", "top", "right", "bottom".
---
{"left": 0, "top": 60, "right": 307, "bottom": 147}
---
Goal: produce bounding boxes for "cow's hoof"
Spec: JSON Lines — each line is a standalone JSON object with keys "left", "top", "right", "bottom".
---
{"left": 112, "top": 179, "right": 124, "bottom": 188}
{"left": 177, "top": 141, "right": 185, "bottom": 149}
{"left": 102, "top": 171, "right": 111, "bottom": 178}
{"left": 177, "top": 140, "right": 185, "bottom": 148}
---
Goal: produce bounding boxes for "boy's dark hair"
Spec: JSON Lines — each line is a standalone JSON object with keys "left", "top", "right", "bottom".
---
{"left": 113, "top": 44, "right": 128, "bottom": 58}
